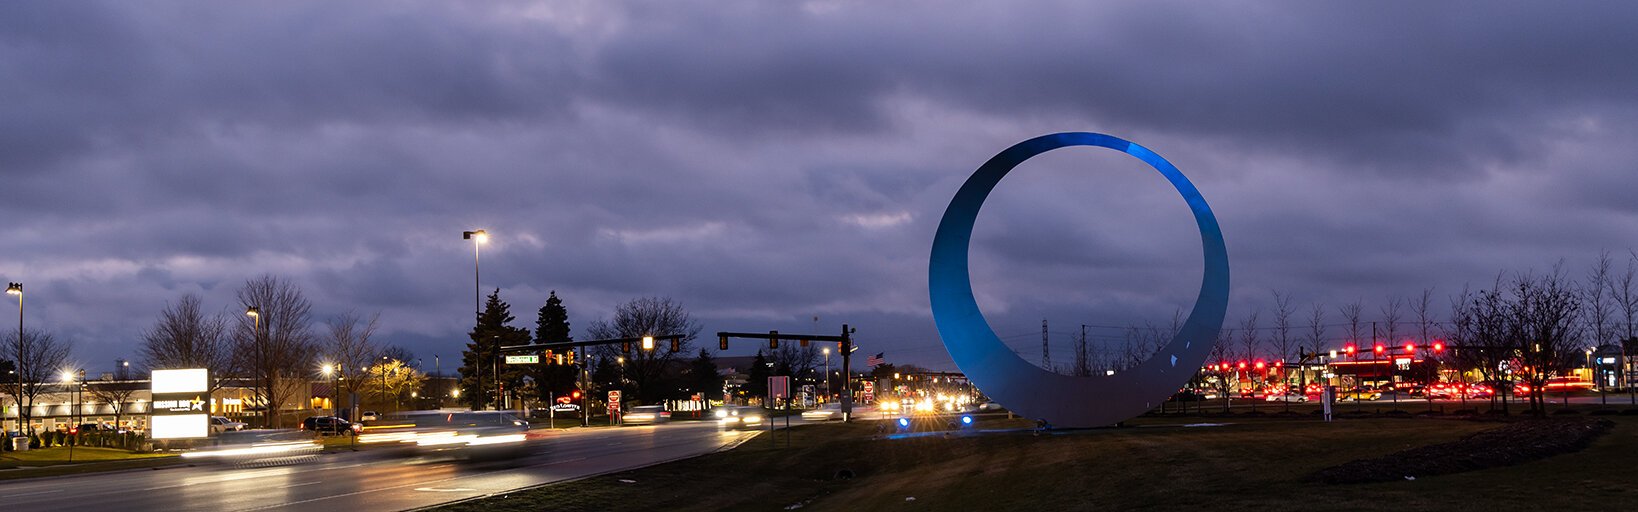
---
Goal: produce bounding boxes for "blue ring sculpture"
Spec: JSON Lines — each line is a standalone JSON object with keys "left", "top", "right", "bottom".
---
{"left": 929, "top": 132, "right": 1229, "bottom": 427}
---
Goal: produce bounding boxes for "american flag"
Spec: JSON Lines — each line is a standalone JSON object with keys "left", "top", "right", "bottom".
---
{"left": 866, "top": 352, "right": 885, "bottom": 366}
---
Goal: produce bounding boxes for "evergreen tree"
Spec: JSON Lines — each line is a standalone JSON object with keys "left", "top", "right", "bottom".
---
{"left": 532, "top": 291, "right": 579, "bottom": 403}
{"left": 458, "top": 290, "right": 531, "bottom": 410}
{"left": 745, "top": 350, "right": 770, "bottom": 400}
{"left": 687, "top": 348, "right": 721, "bottom": 399}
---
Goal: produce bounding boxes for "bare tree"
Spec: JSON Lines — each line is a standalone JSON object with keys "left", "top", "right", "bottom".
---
{"left": 1617, "top": 251, "right": 1638, "bottom": 399}
{"left": 1449, "top": 276, "right": 1519, "bottom": 413}
{"left": 1512, "top": 265, "right": 1584, "bottom": 416}
{"left": 1340, "top": 300, "right": 1364, "bottom": 346}
{"left": 1380, "top": 295, "right": 1405, "bottom": 347}
{"left": 1586, "top": 251, "right": 1616, "bottom": 349}
{"left": 325, "top": 311, "right": 380, "bottom": 419}
{"left": 1238, "top": 311, "right": 1261, "bottom": 407}
{"left": 1270, "top": 292, "right": 1296, "bottom": 393}
{"left": 1411, "top": 288, "right": 1441, "bottom": 409}
{"left": 4, "top": 329, "right": 71, "bottom": 436}
{"left": 1209, "top": 328, "right": 1235, "bottom": 412}
{"left": 588, "top": 297, "right": 702, "bottom": 403}
{"left": 233, "top": 275, "right": 318, "bottom": 428}
{"left": 1303, "top": 303, "right": 1326, "bottom": 391}
{"left": 138, "top": 293, "right": 234, "bottom": 393}
{"left": 87, "top": 370, "right": 141, "bottom": 433}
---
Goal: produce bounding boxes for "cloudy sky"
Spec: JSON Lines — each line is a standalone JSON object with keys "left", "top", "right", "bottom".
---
{"left": 4, "top": 1, "right": 1637, "bottom": 375}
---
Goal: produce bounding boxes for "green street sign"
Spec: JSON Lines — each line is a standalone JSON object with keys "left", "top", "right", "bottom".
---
{"left": 505, "top": 355, "right": 540, "bottom": 364}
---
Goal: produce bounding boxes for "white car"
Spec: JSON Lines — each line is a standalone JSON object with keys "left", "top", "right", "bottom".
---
{"left": 801, "top": 403, "right": 843, "bottom": 421}
{"left": 360, "top": 411, "right": 379, "bottom": 422}
{"left": 210, "top": 416, "right": 248, "bottom": 434}
{"left": 1264, "top": 392, "right": 1307, "bottom": 403}
{"left": 715, "top": 406, "right": 765, "bottom": 429}
{"left": 623, "top": 405, "right": 671, "bottom": 425}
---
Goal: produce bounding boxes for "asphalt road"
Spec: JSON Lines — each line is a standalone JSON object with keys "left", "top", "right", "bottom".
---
{"left": 0, "top": 419, "right": 783, "bottom": 512}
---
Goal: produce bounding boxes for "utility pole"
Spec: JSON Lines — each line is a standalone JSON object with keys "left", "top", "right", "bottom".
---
{"left": 1042, "top": 318, "right": 1051, "bottom": 371}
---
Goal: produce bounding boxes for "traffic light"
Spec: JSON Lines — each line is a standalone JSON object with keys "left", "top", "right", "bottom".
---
{"left": 1344, "top": 343, "right": 1357, "bottom": 356}
{"left": 1373, "top": 344, "right": 1385, "bottom": 354}
{"left": 720, "top": 335, "right": 729, "bottom": 350}
{"left": 571, "top": 389, "right": 582, "bottom": 400}
{"left": 642, "top": 336, "right": 655, "bottom": 351}
{"left": 622, "top": 342, "right": 632, "bottom": 354}
{"left": 800, "top": 338, "right": 810, "bottom": 347}
{"left": 670, "top": 338, "right": 681, "bottom": 352}
{"left": 1404, "top": 342, "right": 1416, "bottom": 352}
{"left": 567, "top": 350, "right": 574, "bottom": 361}
{"left": 544, "top": 350, "right": 554, "bottom": 361}
{"left": 1432, "top": 341, "right": 1445, "bottom": 352}
{"left": 1253, "top": 360, "right": 1265, "bottom": 371}
{"left": 769, "top": 330, "right": 779, "bottom": 349}
{"left": 555, "top": 354, "right": 564, "bottom": 365}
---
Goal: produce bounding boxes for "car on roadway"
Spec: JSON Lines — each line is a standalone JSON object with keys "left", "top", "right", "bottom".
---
{"left": 623, "top": 405, "right": 671, "bottom": 425}
{"left": 401, "top": 411, "right": 531, "bottom": 459}
{"left": 1337, "top": 387, "right": 1382, "bottom": 401}
{"left": 1264, "top": 392, "right": 1307, "bottom": 403}
{"left": 801, "top": 403, "right": 844, "bottom": 421}
{"left": 360, "top": 411, "right": 380, "bottom": 422}
{"left": 210, "top": 416, "right": 248, "bottom": 434}
{"left": 300, "top": 416, "right": 361, "bottom": 436}
{"left": 715, "top": 405, "right": 765, "bottom": 429}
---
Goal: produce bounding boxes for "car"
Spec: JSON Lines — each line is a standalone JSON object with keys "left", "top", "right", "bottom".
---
{"left": 623, "top": 405, "right": 671, "bottom": 425}
{"left": 360, "top": 411, "right": 380, "bottom": 422}
{"left": 1264, "top": 392, "right": 1307, "bottom": 403}
{"left": 72, "top": 423, "right": 116, "bottom": 434}
{"left": 715, "top": 406, "right": 765, "bottom": 429}
{"left": 801, "top": 403, "right": 844, "bottom": 421}
{"left": 1337, "top": 387, "right": 1381, "bottom": 401}
{"left": 183, "top": 429, "right": 322, "bottom": 467}
{"left": 300, "top": 416, "right": 361, "bottom": 436}
{"left": 210, "top": 416, "right": 248, "bottom": 434}
{"left": 399, "top": 411, "right": 531, "bottom": 459}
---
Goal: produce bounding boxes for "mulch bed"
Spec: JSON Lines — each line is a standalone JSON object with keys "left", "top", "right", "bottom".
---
{"left": 1308, "top": 417, "right": 1614, "bottom": 484}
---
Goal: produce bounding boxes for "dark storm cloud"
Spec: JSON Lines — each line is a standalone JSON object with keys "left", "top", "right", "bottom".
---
{"left": 3, "top": 1, "right": 1637, "bottom": 371}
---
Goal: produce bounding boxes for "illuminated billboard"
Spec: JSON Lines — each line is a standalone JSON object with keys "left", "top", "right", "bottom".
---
{"left": 150, "top": 368, "right": 210, "bottom": 439}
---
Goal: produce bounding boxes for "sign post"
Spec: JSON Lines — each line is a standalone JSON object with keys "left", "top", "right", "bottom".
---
{"left": 608, "top": 390, "right": 622, "bottom": 425}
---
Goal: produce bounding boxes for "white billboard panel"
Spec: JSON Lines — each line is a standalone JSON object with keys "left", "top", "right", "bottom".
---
{"left": 151, "top": 414, "right": 209, "bottom": 439}
{"left": 152, "top": 368, "right": 209, "bottom": 394}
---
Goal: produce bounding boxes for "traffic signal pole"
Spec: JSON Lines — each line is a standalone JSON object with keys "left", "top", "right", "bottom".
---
{"left": 718, "top": 324, "right": 858, "bottom": 422}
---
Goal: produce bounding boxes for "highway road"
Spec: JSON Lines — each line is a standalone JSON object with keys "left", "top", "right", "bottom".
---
{"left": 0, "top": 419, "right": 785, "bottom": 512}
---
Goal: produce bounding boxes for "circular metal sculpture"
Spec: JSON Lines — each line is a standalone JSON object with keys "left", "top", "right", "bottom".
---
{"left": 929, "top": 132, "right": 1229, "bottom": 427}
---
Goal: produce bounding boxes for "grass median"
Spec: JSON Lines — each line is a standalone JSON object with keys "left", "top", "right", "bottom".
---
{"left": 0, "top": 446, "right": 180, "bottom": 480}
{"left": 434, "top": 412, "right": 1638, "bottom": 511}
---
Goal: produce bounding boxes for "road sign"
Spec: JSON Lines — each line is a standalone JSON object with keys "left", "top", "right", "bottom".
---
{"left": 505, "top": 355, "right": 539, "bottom": 364}
{"left": 769, "top": 376, "right": 789, "bottom": 401}
{"left": 607, "top": 390, "right": 622, "bottom": 413}
{"left": 862, "top": 381, "right": 875, "bottom": 401}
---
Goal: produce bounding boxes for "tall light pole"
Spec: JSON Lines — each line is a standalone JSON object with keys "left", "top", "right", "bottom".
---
{"left": 321, "top": 363, "right": 335, "bottom": 416}
{"left": 462, "top": 229, "right": 488, "bottom": 319}
{"left": 822, "top": 346, "right": 831, "bottom": 401}
{"left": 245, "top": 307, "right": 263, "bottom": 427}
{"left": 6, "top": 282, "right": 19, "bottom": 438}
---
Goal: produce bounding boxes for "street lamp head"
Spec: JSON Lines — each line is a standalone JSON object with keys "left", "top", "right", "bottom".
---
{"left": 61, "top": 369, "right": 74, "bottom": 383}
{"left": 4, "top": 282, "right": 19, "bottom": 295}
{"left": 463, "top": 229, "right": 489, "bottom": 243}
{"left": 245, "top": 306, "right": 259, "bottom": 318}
{"left": 322, "top": 364, "right": 334, "bottom": 376}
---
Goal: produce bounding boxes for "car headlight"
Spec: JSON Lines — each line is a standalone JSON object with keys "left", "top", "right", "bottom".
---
{"left": 715, "top": 410, "right": 728, "bottom": 418}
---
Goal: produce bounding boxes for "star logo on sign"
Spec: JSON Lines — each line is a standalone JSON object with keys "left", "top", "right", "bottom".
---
{"left": 190, "top": 396, "right": 205, "bottom": 411}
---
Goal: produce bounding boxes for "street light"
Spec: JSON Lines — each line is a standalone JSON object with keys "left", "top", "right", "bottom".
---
{"left": 462, "top": 229, "right": 489, "bottom": 319}
{"left": 245, "top": 307, "right": 264, "bottom": 427}
{"left": 642, "top": 336, "right": 655, "bottom": 351}
{"left": 819, "top": 345, "right": 832, "bottom": 400}
{"left": 6, "top": 282, "right": 19, "bottom": 438}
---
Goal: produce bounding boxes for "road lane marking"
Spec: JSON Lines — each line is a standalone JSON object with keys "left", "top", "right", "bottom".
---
{"left": 280, "top": 481, "right": 323, "bottom": 489}
{"left": 3, "top": 489, "right": 62, "bottom": 498}
{"left": 239, "top": 456, "right": 589, "bottom": 510}
{"left": 414, "top": 487, "right": 476, "bottom": 492}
